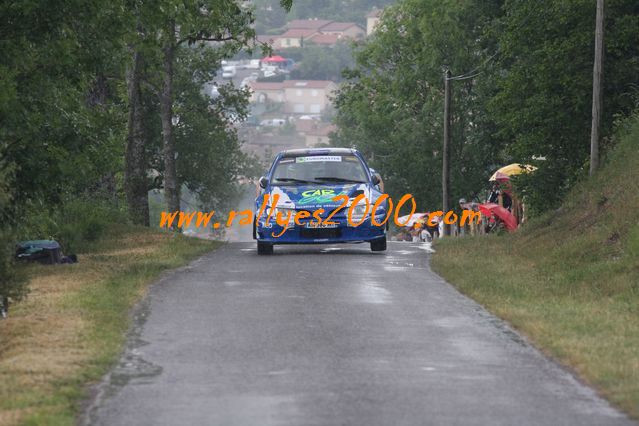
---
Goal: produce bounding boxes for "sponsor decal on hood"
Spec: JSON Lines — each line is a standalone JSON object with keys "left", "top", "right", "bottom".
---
{"left": 269, "top": 184, "right": 370, "bottom": 209}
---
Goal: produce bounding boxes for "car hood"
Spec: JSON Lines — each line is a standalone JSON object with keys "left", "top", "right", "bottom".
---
{"left": 267, "top": 183, "right": 371, "bottom": 210}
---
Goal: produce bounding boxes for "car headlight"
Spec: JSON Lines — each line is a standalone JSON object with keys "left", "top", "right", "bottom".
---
{"left": 270, "top": 206, "right": 296, "bottom": 225}
{"left": 352, "top": 204, "right": 368, "bottom": 216}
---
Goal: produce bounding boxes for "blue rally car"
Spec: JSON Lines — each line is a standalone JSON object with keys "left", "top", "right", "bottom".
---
{"left": 254, "top": 148, "right": 388, "bottom": 254}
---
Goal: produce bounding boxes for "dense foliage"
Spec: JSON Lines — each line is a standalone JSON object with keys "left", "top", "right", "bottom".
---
{"left": 333, "top": 0, "right": 639, "bottom": 213}
{"left": 491, "top": 0, "right": 639, "bottom": 211}
{"left": 287, "top": 42, "right": 357, "bottom": 81}
{"left": 0, "top": 0, "right": 291, "bottom": 309}
{"left": 333, "top": 0, "right": 502, "bottom": 209}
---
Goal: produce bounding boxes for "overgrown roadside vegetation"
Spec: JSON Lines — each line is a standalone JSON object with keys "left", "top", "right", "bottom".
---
{"left": 431, "top": 115, "right": 639, "bottom": 418}
{"left": 0, "top": 225, "right": 219, "bottom": 426}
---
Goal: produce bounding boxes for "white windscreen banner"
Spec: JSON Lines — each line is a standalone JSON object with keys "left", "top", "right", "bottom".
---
{"left": 296, "top": 156, "right": 342, "bottom": 163}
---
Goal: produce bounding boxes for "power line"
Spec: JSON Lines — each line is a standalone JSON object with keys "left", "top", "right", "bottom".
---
{"left": 448, "top": 71, "right": 482, "bottom": 81}
{"left": 445, "top": 51, "right": 500, "bottom": 81}
{"left": 443, "top": 0, "right": 546, "bottom": 83}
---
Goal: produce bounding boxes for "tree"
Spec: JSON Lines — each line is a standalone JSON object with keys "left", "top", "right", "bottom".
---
{"left": 125, "top": 19, "right": 150, "bottom": 225}
{"left": 334, "top": 0, "right": 639, "bottom": 216}
{"left": 289, "top": 41, "right": 357, "bottom": 81}
{"left": 0, "top": 0, "right": 130, "bottom": 305}
{"left": 153, "top": 0, "right": 285, "bottom": 219}
{"left": 122, "top": 0, "right": 292, "bottom": 225}
{"left": 491, "top": 0, "right": 639, "bottom": 212}
{"left": 173, "top": 46, "right": 255, "bottom": 216}
{"left": 0, "top": 0, "right": 129, "bottom": 208}
{"left": 333, "top": 0, "right": 502, "bottom": 210}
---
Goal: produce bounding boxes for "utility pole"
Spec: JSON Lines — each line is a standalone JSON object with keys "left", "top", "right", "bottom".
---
{"left": 442, "top": 69, "right": 451, "bottom": 236}
{"left": 590, "top": 0, "right": 604, "bottom": 176}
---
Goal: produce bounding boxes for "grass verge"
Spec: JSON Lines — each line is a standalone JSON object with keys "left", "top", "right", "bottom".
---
{"left": 431, "top": 116, "right": 639, "bottom": 417}
{"left": 0, "top": 225, "right": 220, "bottom": 425}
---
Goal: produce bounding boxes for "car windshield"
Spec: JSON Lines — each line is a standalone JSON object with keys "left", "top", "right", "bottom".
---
{"left": 272, "top": 155, "right": 368, "bottom": 185}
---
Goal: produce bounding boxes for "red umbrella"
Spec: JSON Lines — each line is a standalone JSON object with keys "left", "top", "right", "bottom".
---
{"left": 479, "top": 203, "right": 518, "bottom": 231}
{"left": 262, "top": 55, "right": 287, "bottom": 62}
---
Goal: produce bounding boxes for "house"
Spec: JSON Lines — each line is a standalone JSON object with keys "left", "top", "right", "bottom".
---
{"left": 282, "top": 80, "right": 337, "bottom": 114}
{"left": 287, "top": 19, "right": 334, "bottom": 31}
{"left": 320, "top": 22, "right": 365, "bottom": 39}
{"left": 265, "top": 19, "right": 366, "bottom": 49}
{"left": 247, "top": 80, "right": 337, "bottom": 115}
{"left": 303, "top": 123, "right": 336, "bottom": 147}
{"left": 276, "top": 29, "right": 318, "bottom": 48}
{"left": 247, "top": 81, "right": 286, "bottom": 104}
{"left": 307, "top": 33, "right": 341, "bottom": 47}
{"left": 366, "top": 9, "right": 383, "bottom": 35}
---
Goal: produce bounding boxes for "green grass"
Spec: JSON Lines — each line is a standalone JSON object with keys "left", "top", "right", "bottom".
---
{"left": 432, "top": 116, "right": 639, "bottom": 417}
{"left": 0, "top": 225, "right": 220, "bottom": 426}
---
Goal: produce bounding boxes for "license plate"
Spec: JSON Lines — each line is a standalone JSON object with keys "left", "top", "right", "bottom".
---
{"left": 304, "top": 222, "right": 338, "bottom": 229}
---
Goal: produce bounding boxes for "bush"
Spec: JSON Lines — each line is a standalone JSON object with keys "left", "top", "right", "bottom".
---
{"left": 19, "top": 197, "right": 128, "bottom": 254}
{"left": 0, "top": 195, "right": 127, "bottom": 315}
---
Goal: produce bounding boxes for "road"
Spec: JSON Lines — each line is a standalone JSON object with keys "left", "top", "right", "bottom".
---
{"left": 84, "top": 242, "right": 633, "bottom": 426}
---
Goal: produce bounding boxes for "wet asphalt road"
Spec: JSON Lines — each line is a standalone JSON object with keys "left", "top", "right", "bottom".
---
{"left": 85, "top": 242, "right": 633, "bottom": 426}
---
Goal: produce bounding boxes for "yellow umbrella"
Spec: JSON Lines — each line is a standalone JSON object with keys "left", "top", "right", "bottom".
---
{"left": 489, "top": 163, "right": 537, "bottom": 181}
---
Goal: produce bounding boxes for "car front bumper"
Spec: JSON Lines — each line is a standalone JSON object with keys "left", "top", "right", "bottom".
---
{"left": 256, "top": 216, "right": 386, "bottom": 244}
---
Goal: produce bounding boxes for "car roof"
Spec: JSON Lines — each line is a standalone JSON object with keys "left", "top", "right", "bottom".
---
{"left": 280, "top": 147, "right": 357, "bottom": 157}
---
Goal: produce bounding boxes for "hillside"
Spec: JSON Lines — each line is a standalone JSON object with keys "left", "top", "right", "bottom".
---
{"left": 432, "top": 114, "right": 639, "bottom": 417}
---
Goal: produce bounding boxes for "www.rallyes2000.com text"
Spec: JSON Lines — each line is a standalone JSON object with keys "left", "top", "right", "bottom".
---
{"left": 159, "top": 193, "right": 482, "bottom": 237}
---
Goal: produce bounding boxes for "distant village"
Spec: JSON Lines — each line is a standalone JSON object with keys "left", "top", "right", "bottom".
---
{"left": 219, "top": 10, "right": 384, "bottom": 165}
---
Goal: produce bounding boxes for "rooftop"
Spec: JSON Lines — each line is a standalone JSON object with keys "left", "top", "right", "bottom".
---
{"left": 280, "top": 28, "right": 319, "bottom": 38}
{"left": 248, "top": 81, "right": 285, "bottom": 91}
{"left": 287, "top": 19, "right": 334, "bottom": 30}
{"left": 321, "top": 22, "right": 363, "bottom": 32}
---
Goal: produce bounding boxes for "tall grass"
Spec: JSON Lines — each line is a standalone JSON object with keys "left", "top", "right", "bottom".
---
{"left": 0, "top": 225, "right": 219, "bottom": 425}
{"left": 432, "top": 113, "right": 639, "bottom": 417}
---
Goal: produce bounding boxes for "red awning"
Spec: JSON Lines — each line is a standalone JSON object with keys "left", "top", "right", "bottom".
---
{"left": 262, "top": 55, "right": 287, "bottom": 63}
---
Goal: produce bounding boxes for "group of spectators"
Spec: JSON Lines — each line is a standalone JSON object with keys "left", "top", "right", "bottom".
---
{"left": 393, "top": 170, "right": 528, "bottom": 242}
{"left": 395, "top": 215, "right": 442, "bottom": 242}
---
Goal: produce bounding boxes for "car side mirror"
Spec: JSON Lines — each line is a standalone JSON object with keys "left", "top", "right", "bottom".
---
{"left": 372, "top": 174, "right": 381, "bottom": 186}
{"left": 258, "top": 176, "right": 269, "bottom": 189}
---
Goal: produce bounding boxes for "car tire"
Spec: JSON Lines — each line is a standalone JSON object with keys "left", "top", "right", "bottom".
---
{"left": 257, "top": 241, "right": 273, "bottom": 255}
{"left": 370, "top": 235, "right": 387, "bottom": 252}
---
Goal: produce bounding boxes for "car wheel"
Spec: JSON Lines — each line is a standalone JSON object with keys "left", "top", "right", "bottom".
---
{"left": 370, "top": 235, "right": 387, "bottom": 252}
{"left": 257, "top": 241, "right": 273, "bottom": 255}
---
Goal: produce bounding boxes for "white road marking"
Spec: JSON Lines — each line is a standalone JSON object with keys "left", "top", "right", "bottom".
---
{"left": 413, "top": 243, "right": 435, "bottom": 253}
